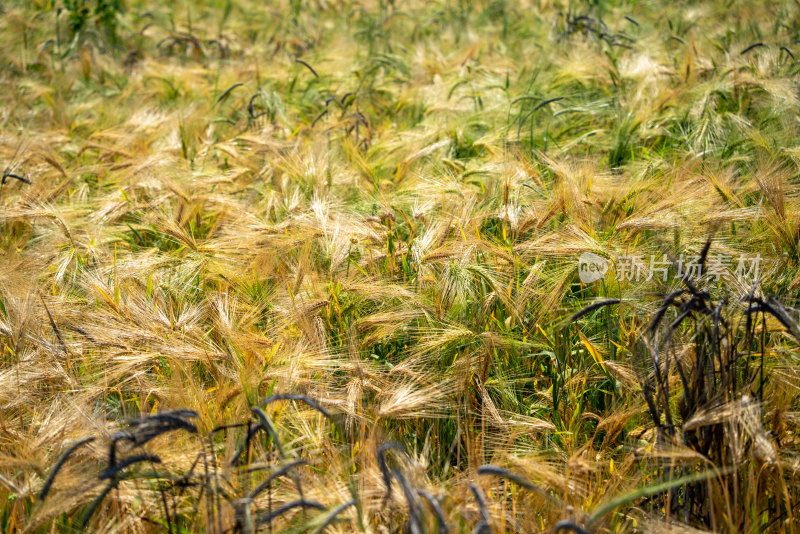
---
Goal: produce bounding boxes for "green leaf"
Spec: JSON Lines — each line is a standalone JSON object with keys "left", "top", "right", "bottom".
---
{"left": 587, "top": 468, "right": 732, "bottom": 526}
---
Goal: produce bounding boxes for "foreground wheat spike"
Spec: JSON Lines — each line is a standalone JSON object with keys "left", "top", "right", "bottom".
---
{"left": 552, "top": 520, "right": 591, "bottom": 534}
{"left": 81, "top": 480, "right": 118, "bottom": 529}
{"left": 647, "top": 289, "right": 685, "bottom": 335}
{"left": 248, "top": 459, "right": 307, "bottom": 499}
{"left": 311, "top": 499, "right": 356, "bottom": 533}
{"left": 417, "top": 490, "right": 449, "bottom": 534}
{"left": 469, "top": 484, "right": 493, "bottom": 534}
{"left": 392, "top": 467, "right": 424, "bottom": 534}
{"left": 476, "top": 465, "right": 558, "bottom": 504}
{"left": 295, "top": 58, "right": 319, "bottom": 78}
{"left": 107, "top": 432, "right": 134, "bottom": 469}
{"left": 259, "top": 394, "right": 332, "bottom": 418}
{"left": 377, "top": 441, "right": 405, "bottom": 503}
{"left": 1, "top": 170, "right": 30, "bottom": 185}
{"left": 742, "top": 295, "right": 800, "bottom": 342}
{"left": 98, "top": 453, "right": 161, "bottom": 480}
{"left": 216, "top": 82, "right": 243, "bottom": 105}
{"left": 83, "top": 453, "right": 163, "bottom": 529}
{"left": 39, "top": 437, "right": 95, "bottom": 501}
{"left": 569, "top": 299, "right": 621, "bottom": 323}
{"left": 254, "top": 499, "right": 326, "bottom": 526}
{"left": 126, "top": 409, "right": 200, "bottom": 445}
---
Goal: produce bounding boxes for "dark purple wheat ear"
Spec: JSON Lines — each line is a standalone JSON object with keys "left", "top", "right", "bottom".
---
{"left": 417, "top": 490, "right": 449, "bottom": 534}
{"left": 477, "top": 465, "right": 559, "bottom": 503}
{"left": 377, "top": 441, "right": 405, "bottom": 503}
{"left": 126, "top": 409, "right": 199, "bottom": 446}
{"left": 248, "top": 459, "right": 307, "bottom": 500}
{"left": 254, "top": 499, "right": 326, "bottom": 527}
{"left": 216, "top": 82, "right": 243, "bottom": 105}
{"left": 259, "top": 394, "right": 331, "bottom": 418}
{"left": 98, "top": 454, "right": 161, "bottom": 480}
{"left": 295, "top": 58, "right": 319, "bottom": 78}
{"left": 648, "top": 290, "right": 685, "bottom": 335}
{"left": 39, "top": 437, "right": 95, "bottom": 501}
{"left": 83, "top": 454, "right": 162, "bottom": 529}
{"left": 552, "top": 519, "right": 592, "bottom": 534}
{"left": 469, "top": 484, "right": 493, "bottom": 534}
{"left": 312, "top": 499, "right": 356, "bottom": 534}
{"left": 1, "top": 140, "right": 31, "bottom": 203}
{"left": 570, "top": 299, "right": 621, "bottom": 323}
{"left": 740, "top": 42, "right": 765, "bottom": 55}
{"left": 392, "top": 467, "right": 423, "bottom": 534}
{"left": 1, "top": 170, "right": 30, "bottom": 185}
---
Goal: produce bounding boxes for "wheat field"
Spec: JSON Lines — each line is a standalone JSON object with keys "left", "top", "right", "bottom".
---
{"left": 2, "top": 0, "right": 800, "bottom": 532}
